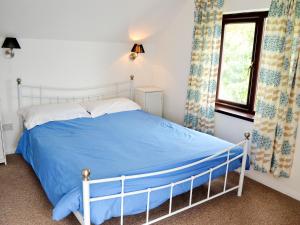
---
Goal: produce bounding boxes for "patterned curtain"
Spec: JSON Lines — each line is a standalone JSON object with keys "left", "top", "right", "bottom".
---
{"left": 251, "top": 0, "right": 300, "bottom": 177}
{"left": 184, "top": 0, "right": 223, "bottom": 135}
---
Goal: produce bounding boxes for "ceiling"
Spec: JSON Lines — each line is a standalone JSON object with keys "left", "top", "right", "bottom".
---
{"left": 0, "top": 0, "right": 186, "bottom": 43}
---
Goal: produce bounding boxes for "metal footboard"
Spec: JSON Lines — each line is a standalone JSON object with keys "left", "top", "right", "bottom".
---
{"left": 79, "top": 132, "right": 250, "bottom": 225}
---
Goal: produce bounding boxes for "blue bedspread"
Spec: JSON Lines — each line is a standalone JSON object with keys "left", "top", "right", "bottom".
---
{"left": 17, "top": 110, "right": 249, "bottom": 224}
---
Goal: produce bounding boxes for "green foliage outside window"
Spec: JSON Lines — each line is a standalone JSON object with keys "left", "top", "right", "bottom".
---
{"left": 218, "top": 23, "right": 256, "bottom": 105}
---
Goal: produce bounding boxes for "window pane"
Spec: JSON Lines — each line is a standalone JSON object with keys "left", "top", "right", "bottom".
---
{"left": 218, "top": 23, "right": 256, "bottom": 105}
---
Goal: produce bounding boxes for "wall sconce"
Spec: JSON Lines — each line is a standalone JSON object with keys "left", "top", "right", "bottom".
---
{"left": 129, "top": 44, "right": 145, "bottom": 60}
{"left": 1, "top": 37, "right": 21, "bottom": 58}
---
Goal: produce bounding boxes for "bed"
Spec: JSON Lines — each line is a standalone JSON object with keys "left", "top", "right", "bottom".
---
{"left": 15, "top": 77, "right": 250, "bottom": 225}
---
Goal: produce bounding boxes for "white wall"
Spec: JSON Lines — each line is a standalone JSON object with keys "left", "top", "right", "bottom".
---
{"left": 153, "top": 0, "right": 300, "bottom": 201}
{"left": 0, "top": 38, "right": 156, "bottom": 154}
{"left": 1, "top": 0, "right": 299, "bottom": 201}
{"left": 152, "top": 0, "right": 194, "bottom": 124}
{"left": 223, "top": 0, "right": 271, "bottom": 13}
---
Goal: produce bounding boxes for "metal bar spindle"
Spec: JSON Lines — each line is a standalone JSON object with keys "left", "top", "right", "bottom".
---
{"left": 82, "top": 169, "right": 91, "bottom": 225}
{"left": 189, "top": 176, "right": 194, "bottom": 206}
{"left": 39, "top": 86, "right": 42, "bottom": 105}
{"left": 238, "top": 132, "right": 250, "bottom": 196}
{"left": 17, "top": 78, "right": 22, "bottom": 109}
{"left": 16, "top": 78, "right": 25, "bottom": 131}
{"left": 116, "top": 84, "right": 119, "bottom": 97}
{"left": 129, "top": 75, "right": 134, "bottom": 100}
{"left": 169, "top": 183, "right": 174, "bottom": 214}
{"left": 120, "top": 176, "right": 125, "bottom": 225}
{"left": 207, "top": 169, "right": 213, "bottom": 198}
{"left": 223, "top": 149, "right": 231, "bottom": 191}
{"left": 30, "top": 89, "right": 34, "bottom": 105}
{"left": 146, "top": 188, "right": 151, "bottom": 223}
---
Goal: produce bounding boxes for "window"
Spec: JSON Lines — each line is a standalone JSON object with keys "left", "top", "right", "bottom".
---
{"left": 216, "top": 12, "right": 268, "bottom": 121}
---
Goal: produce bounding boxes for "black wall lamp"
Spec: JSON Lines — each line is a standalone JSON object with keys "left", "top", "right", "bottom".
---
{"left": 129, "top": 44, "right": 145, "bottom": 60}
{"left": 2, "top": 37, "right": 21, "bottom": 58}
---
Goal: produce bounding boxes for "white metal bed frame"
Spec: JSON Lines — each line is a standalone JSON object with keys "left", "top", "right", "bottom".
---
{"left": 16, "top": 76, "right": 135, "bottom": 109}
{"left": 16, "top": 77, "right": 250, "bottom": 225}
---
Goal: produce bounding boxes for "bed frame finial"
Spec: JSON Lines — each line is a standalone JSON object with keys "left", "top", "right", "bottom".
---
{"left": 82, "top": 169, "right": 91, "bottom": 181}
{"left": 17, "top": 78, "right": 22, "bottom": 85}
{"left": 244, "top": 132, "right": 251, "bottom": 140}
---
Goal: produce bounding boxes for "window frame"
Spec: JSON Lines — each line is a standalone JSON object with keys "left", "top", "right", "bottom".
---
{"left": 215, "top": 11, "right": 268, "bottom": 120}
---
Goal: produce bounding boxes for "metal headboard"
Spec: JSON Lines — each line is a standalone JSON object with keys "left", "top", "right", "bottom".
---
{"left": 16, "top": 75, "right": 135, "bottom": 109}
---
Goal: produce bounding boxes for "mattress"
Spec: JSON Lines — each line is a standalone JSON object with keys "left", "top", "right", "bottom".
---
{"left": 16, "top": 110, "right": 249, "bottom": 224}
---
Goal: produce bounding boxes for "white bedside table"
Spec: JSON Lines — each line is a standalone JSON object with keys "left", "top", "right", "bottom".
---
{"left": 135, "top": 86, "right": 163, "bottom": 117}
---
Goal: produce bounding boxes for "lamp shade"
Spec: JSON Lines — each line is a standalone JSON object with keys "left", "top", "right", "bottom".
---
{"left": 131, "top": 44, "right": 145, "bottom": 54}
{"left": 2, "top": 37, "right": 21, "bottom": 49}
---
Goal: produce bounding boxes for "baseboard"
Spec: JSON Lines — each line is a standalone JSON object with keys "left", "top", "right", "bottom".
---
{"left": 245, "top": 171, "right": 300, "bottom": 201}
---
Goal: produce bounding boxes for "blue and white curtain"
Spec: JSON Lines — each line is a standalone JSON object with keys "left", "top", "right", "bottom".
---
{"left": 251, "top": 0, "right": 300, "bottom": 177}
{"left": 184, "top": 0, "right": 224, "bottom": 135}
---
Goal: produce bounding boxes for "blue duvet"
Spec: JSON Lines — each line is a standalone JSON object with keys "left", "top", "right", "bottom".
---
{"left": 17, "top": 110, "right": 249, "bottom": 224}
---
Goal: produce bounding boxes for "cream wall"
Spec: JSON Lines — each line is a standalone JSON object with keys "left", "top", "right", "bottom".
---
{"left": 0, "top": 38, "right": 156, "bottom": 154}
{"left": 152, "top": 0, "right": 300, "bottom": 200}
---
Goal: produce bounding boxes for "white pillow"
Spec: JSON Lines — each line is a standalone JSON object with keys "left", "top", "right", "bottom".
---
{"left": 81, "top": 97, "right": 141, "bottom": 118}
{"left": 19, "top": 103, "right": 90, "bottom": 129}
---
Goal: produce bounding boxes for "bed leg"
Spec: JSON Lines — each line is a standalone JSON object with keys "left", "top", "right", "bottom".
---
{"left": 82, "top": 169, "right": 91, "bottom": 225}
{"left": 238, "top": 132, "right": 250, "bottom": 197}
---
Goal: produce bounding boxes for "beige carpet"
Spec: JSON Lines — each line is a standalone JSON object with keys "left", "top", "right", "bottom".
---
{"left": 0, "top": 155, "right": 300, "bottom": 225}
